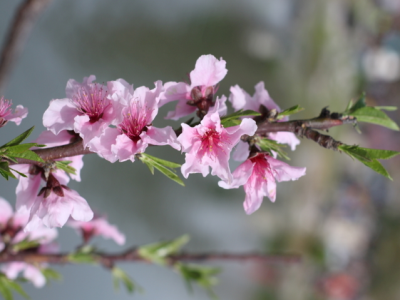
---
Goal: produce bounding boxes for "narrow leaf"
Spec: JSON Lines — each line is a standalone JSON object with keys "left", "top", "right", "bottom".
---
{"left": 112, "top": 268, "right": 135, "bottom": 294}
{"left": 41, "top": 268, "right": 62, "bottom": 281}
{"left": 5, "top": 281, "right": 29, "bottom": 300}
{"left": 152, "top": 163, "right": 185, "bottom": 186}
{"left": 55, "top": 161, "right": 76, "bottom": 175}
{"left": 6, "top": 150, "right": 44, "bottom": 163}
{"left": 138, "top": 235, "right": 190, "bottom": 266}
{"left": 257, "top": 138, "right": 290, "bottom": 160}
{"left": 141, "top": 153, "right": 181, "bottom": 169}
{"left": 0, "top": 277, "right": 13, "bottom": 300}
{"left": 277, "top": 105, "right": 304, "bottom": 119}
{"left": 4, "top": 143, "right": 38, "bottom": 153}
{"left": 0, "top": 127, "right": 35, "bottom": 148}
{"left": 375, "top": 106, "right": 397, "bottom": 111}
{"left": 345, "top": 94, "right": 366, "bottom": 114}
{"left": 220, "top": 110, "right": 260, "bottom": 127}
{"left": 349, "top": 107, "right": 399, "bottom": 131}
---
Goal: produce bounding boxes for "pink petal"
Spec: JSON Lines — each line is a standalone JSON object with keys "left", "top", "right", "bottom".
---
{"left": 43, "top": 98, "right": 77, "bottom": 135}
{"left": 144, "top": 126, "right": 180, "bottom": 150}
{"left": 65, "top": 75, "right": 96, "bottom": 98}
{"left": 88, "top": 127, "right": 119, "bottom": 163}
{"left": 14, "top": 165, "right": 42, "bottom": 212}
{"left": 218, "top": 160, "right": 254, "bottom": 189}
{"left": 181, "top": 151, "right": 209, "bottom": 179}
{"left": 267, "top": 156, "right": 306, "bottom": 182}
{"left": 0, "top": 197, "right": 13, "bottom": 224}
{"left": 190, "top": 55, "right": 227, "bottom": 87}
{"left": 5, "top": 105, "right": 28, "bottom": 125}
{"left": 112, "top": 134, "right": 144, "bottom": 162}
{"left": 232, "top": 141, "right": 250, "bottom": 162}
{"left": 159, "top": 81, "right": 189, "bottom": 107}
{"left": 165, "top": 99, "right": 197, "bottom": 120}
{"left": 23, "top": 265, "right": 46, "bottom": 288}
{"left": 229, "top": 85, "right": 254, "bottom": 111}
{"left": 268, "top": 132, "right": 300, "bottom": 151}
{"left": 254, "top": 81, "right": 280, "bottom": 111}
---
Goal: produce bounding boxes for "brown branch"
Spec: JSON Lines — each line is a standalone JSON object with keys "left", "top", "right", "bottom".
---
{"left": 0, "top": 0, "right": 52, "bottom": 93}
{"left": 0, "top": 249, "right": 301, "bottom": 268}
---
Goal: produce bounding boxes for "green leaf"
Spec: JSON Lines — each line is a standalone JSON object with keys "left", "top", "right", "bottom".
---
{"left": 0, "top": 276, "right": 13, "bottom": 300}
{"left": 338, "top": 145, "right": 400, "bottom": 180}
{"left": 0, "top": 127, "right": 35, "bottom": 148}
{"left": 175, "top": 263, "right": 220, "bottom": 299}
{"left": 142, "top": 153, "right": 181, "bottom": 169}
{"left": 55, "top": 161, "right": 76, "bottom": 175}
{"left": 139, "top": 154, "right": 184, "bottom": 186}
{"left": 4, "top": 281, "right": 29, "bottom": 300}
{"left": 375, "top": 106, "right": 397, "bottom": 111}
{"left": 8, "top": 168, "right": 27, "bottom": 178}
{"left": 138, "top": 235, "right": 190, "bottom": 266}
{"left": 220, "top": 110, "right": 261, "bottom": 128}
{"left": 256, "top": 138, "right": 290, "bottom": 160}
{"left": 349, "top": 107, "right": 399, "bottom": 131}
{"left": 0, "top": 275, "right": 30, "bottom": 300}
{"left": 345, "top": 94, "right": 366, "bottom": 114}
{"left": 5, "top": 150, "right": 44, "bottom": 163}
{"left": 67, "top": 252, "right": 97, "bottom": 264}
{"left": 41, "top": 268, "right": 62, "bottom": 281}
{"left": 276, "top": 105, "right": 304, "bottom": 119}
{"left": 12, "top": 239, "right": 40, "bottom": 252}
{"left": 0, "top": 162, "right": 16, "bottom": 180}
{"left": 3, "top": 143, "right": 37, "bottom": 153}
{"left": 112, "top": 267, "right": 135, "bottom": 294}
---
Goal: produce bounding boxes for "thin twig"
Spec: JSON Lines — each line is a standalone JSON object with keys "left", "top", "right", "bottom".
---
{"left": 0, "top": 0, "right": 53, "bottom": 93}
{"left": 0, "top": 249, "right": 301, "bottom": 267}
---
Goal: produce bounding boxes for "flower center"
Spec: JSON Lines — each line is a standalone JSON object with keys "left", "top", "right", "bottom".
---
{"left": 118, "top": 100, "right": 152, "bottom": 142}
{"left": 198, "top": 129, "right": 226, "bottom": 159}
{"left": 250, "top": 153, "right": 272, "bottom": 182}
{"left": 0, "top": 97, "right": 12, "bottom": 119}
{"left": 73, "top": 84, "right": 110, "bottom": 123}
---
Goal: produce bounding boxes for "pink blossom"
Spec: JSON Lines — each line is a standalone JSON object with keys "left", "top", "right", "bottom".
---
{"left": 178, "top": 103, "right": 257, "bottom": 182}
{"left": 13, "top": 130, "right": 84, "bottom": 214}
{"left": 68, "top": 214, "right": 126, "bottom": 245}
{"left": 43, "top": 75, "right": 119, "bottom": 146}
{"left": 89, "top": 81, "right": 180, "bottom": 162}
{"left": 1, "top": 263, "right": 46, "bottom": 288}
{"left": 219, "top": 152, "right": 306, "bottom": 214}
{"left": 159, "top": 55, "right": 228, "bottom": 120}
{"left": 25, "top": 183, "right": 93, "bottom": 231}
{"left": 0, "top": 96, "right": 28, "bottom": 127}
{"left": 229, "top": 82, "right": 300, "bottom": 161}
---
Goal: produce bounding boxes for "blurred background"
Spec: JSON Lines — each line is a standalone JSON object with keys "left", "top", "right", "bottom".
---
{"left": 0, "top": 0, "right": 399, "bottom": 299}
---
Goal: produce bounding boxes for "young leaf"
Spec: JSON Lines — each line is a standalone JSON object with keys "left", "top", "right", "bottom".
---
{"left": 11, "top": 239, "right": 40, "bottom": 252}
{"left": 5, "top": 150, "right": 43, "bottom": 163}
{"left": 348, "top": 107, "right": 399, "bottom": 131}
{"left": 112, "top": 267, "right": 135, "bottom": 294}
{"left": 0, "top": 276, "right": 13, "bottom": 300}
{"left": 375, "top": 106, "right": 397, "bottom": 111}
{"left": 344, "top": 94, "right": 366, "bottom": 114}
{"left": 139, "top": 154, "right": 185, "bottom": 186}
{"left": 67, "top": 252, "right": 97, "bottom": 264}
{"left": 220, "top": 110, "right": 261, "bottom": 127}
{"left": 175, "top": 263, "right": 220, "bottom": 299}
{"left": 138, "top": 235, "right": 190, "bottom": 266}
{"left": 142, "top": 153, "right": 181, "bottom": 169}
{"left": 256, "top": 138, "right": 290, "bottom": 160}
{"left": 0, "top": 127, "right": 35, "bottom": 148}
{"left": 276, "top": 105, "right": 304, "bottom": 119}
{"left": 4, "top": 280, "right": 29, "bottom": 300}
{"left": 41, "top": 268, "right": 62, "bottom": 281}
{"left": 55, "top": 161, "right": 76, "bottom": 175}
{"left": 0, "top": 162, "right": 16, "bottom": 180}
{"left": 3, "top": 143, "right": 38, "bottom": 153}
{"left": 338, "top": 145, "right": 399, "bottom": 180}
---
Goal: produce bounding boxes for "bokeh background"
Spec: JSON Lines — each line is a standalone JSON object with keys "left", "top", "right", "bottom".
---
{"left": 0, "top": 0, "right": 400, "bottom": 299}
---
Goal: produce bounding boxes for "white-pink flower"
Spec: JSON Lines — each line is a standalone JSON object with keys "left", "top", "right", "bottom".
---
{"left": 43, "top": 75, "right": 119, "bottom": 146}
{"left": 229, "top": 82, "right": 300, "bottom": 161}
{"left": 89, "top": 81, "right": 180, "bottom": 162}
{"left": 25, "top": 184, "right": 93, "bottom": 231}
{"left": 219, "top": 152, "right": 306, "bottom": 214}
{"left": 13, "top": 130, "right": 84, "bottom": 214}
{"left": 159, "top": 55, "right": 228, "bottom": 120}
{"left": 0, "top": 197, "right": 58, "bottom": 288}
{"left": 68, "top": 214, "right": 126, "bottom": 245}
{"left": 178, "top": 103, "right": 257, "bottom": 182}
{"left": 0, "top": 96, "right": 28, "bottom": 127}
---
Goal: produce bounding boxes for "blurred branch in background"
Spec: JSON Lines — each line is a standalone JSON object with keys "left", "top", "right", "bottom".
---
{"left": 0, "top": 0, "right": 52, "bottom": 94}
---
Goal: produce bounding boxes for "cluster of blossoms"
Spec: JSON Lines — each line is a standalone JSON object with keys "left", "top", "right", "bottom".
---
{"left": 0, "top": 197, "right": 125, "bottom": 287}
{"left": 1, "top": 54, "right": 306, "bottom": 233}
